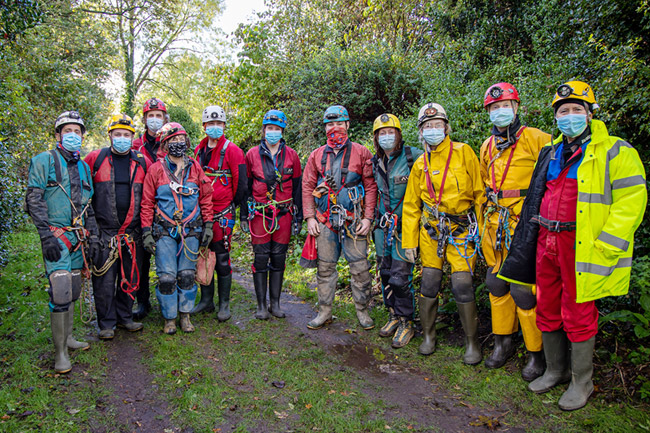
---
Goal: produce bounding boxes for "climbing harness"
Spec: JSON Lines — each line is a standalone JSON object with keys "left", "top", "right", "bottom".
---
{"left": 91, "top": 233, "right": 140, "bottom": 300}
{"left": 214, "top": 204, "right": 236, "bottom": 249}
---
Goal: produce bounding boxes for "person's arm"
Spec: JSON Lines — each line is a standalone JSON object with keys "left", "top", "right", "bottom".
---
{"left": 140, "top": 166, "right": 157, "bottom": 229}
{"left": 302, "top": 151, "right": 318, "bottom": 220}
{"left": 231, "top": 145, "right": 248, "bottom": 206}
{"left": 239, "top": 151, "right": 253, "bottom": 222}
{"left": 401, "top": 156, "right": 424, "bottom": 249}
{"left": 196, "top": 163, "right": 214, "bottom": 223}
{"left": 292, "top": 152, "right": 303, "bottom": 223}
{"left": 361, "top": 148, "right": 378, "bottom": 221}
{"left": 25, "top": 154, "right": 52, "bottom": 239}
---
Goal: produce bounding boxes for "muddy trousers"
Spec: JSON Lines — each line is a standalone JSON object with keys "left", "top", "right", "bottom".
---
{"left": 92, "top": 234, "right": 143, "bottom": 331}
{"left": 377, "top": 255, "right": 414, "bottom": 319}
{"left": 154, "top": 235, "right": 199, "bottom": 319}
{"left": 315, "top": 223, "right": 372, "bottom": 311}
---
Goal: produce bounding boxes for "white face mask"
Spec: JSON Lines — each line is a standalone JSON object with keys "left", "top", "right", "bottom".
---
{"left": 421, "top": 128, "right": 446, "bottom": 147}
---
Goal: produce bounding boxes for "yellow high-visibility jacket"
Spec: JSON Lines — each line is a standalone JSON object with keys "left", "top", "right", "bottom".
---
{"left": 499, "top": 119, "right": 647, "bottom": 302}
{"left": 402, "top": 136, "right": 484, "bottom": 249}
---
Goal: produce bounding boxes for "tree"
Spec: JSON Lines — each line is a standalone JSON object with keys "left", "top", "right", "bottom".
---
{"left": 81, "top": 0, "right": 223, "bottom": 116}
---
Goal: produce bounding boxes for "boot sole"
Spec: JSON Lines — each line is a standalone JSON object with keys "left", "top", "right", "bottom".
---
{"left": 55, "top": 367, "right": 72, "bottom": 374}
{"left": 306, "top": 319, "right": 332, "bottom": 330}
{"left": 217, "top": 314, "right": 232, "bottom": 322}
{"left": 559, "top": 387, "right": 594, "bottom": 411}
{"left": 529, "top": 377, "right": 571, "bottom": 394}
{"left": 69, "top": 344, "right": 90, "bottom": 351}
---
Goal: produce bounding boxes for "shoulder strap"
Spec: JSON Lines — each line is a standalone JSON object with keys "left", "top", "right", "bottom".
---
{"left": 404, "top": 146, "right": 414, "bottom": 170}
{"left": 218, "top": 140, "right": 230, "bottom": 171}
{"left": 49, "top": 149, "right": 62, "bottom": 185}
{"left": 132, "top": 150, "right": 148, "bottom": 174}
{"left": 93, "top": 147, "right": 112, "bottom": 175}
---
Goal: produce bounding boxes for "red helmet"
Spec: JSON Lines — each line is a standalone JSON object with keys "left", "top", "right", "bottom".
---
{"left": 483, "top": 82, "right": 520, "bottom": 108}
{"left": 157, "top": 122, "right": 186, "bottom": 143}
{"left": 143, "top": 97, "right": 167, "bottom": 115}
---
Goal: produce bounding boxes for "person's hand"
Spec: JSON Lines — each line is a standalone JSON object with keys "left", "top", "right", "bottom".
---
{"left": 404, "top": 248, "right": 418, "bottom": 263}
{"left": 240, "top": 220, "right": 250, "bottom": 234}
{"left": 201, "top": 222, "right": 214, "bottom": 247}
{"left": 89, "top": 240, "right": 102, "bottom": 265}
{"left": 41, "top": 235, "right": 62, "bottom": 262}
{"left": 356, "top": 218, "right": 372, "bottom": 237}
{"left": 307, "top": 217, "right": 320, "bottom": 237}
{"left": 143, "top": 228, "right": 156, "bottom": 254}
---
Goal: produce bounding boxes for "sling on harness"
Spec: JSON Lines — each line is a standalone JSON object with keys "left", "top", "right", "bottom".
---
{"left": 482, "top": 127, "right": 527, "bottom": 252}
{"left": 92, "top": 233, "right": 140, "bottom": 300}
{"left": 214, "top": 203, "right": 236, "bottom": 249}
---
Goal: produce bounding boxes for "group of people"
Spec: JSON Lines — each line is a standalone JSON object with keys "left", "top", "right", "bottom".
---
{"left": 26, "top": 80, "right": 646, "bottom": 412}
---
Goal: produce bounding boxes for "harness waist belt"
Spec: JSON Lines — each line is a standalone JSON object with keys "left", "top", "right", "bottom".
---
{"left": 532, "top": 215, "right": 576, "bottom": 232}
{"left": 486, "top": 187, "right": 528, "bottom": 199}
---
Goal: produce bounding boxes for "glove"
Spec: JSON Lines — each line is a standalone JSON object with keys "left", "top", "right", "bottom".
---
{"left": 89, "top": 240, "right": 102, "bottom": 265}
{"left": 240, "top": 220, "right": 249, "bottom": 234}
{"left": 201, "top": 222, "right": 214, "bottom": 247}
{"left": 325, "top": 174, "right": 337, "bottom": 191}
{"left": 41, "top": 235, "right": 62, "bottom": 262}
{"left": 404, "top": 248, "right": 418, "bottom": 263}
{"left": 143, "top": 228, "right": 156, "bottom": 254}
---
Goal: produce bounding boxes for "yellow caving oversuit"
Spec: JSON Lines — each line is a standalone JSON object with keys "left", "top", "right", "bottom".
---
{"left": 402, "top": 120, "right": 485, "bottom": 365}
{"left": 479, "top": 82, "right": 551, "bottom": 381}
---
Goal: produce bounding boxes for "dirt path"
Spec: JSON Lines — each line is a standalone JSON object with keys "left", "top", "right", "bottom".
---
{"left": 231, "top": 270, "right": 526, "bottom": 433}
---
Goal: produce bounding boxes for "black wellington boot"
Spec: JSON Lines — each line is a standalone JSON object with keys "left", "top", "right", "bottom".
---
{"left": 268, "top": 270, "right": 286, "bottom": 318}
{"left": 191, "top": 279, "right": 215, "bottom": 315}
{"left": 253, "top": 272, "right": 269, "bottom": 320}
{"left": 216, "top": 275, "right": 232, "bottom": 322}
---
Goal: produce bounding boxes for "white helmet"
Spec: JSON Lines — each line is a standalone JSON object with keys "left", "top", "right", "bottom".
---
{"left": 202, "top": 105, "right": 226, "bottom": 123}
{"left": 417, "top": 103, "right": 448, "bottom": 127}
{"left": 55, "top": 110, "right": 86, "bottom": 133}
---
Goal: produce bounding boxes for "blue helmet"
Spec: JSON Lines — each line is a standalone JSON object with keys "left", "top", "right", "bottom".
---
{"left": 262, "top": 109, "right": 287, "bottom": 129}
{"left": 323, "top": 105, "right": 349, "bottom": 124}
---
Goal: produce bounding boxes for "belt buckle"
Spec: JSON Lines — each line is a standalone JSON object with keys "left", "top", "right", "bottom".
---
{"left": 488, "top": 191, "right": 499, "bottom": 204}
{"left": 550, "top": 220, "right": 560, "bottom": 232}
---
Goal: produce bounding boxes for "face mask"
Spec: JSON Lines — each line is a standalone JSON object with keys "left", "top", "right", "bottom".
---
{"left": 205, "top": 126, "right": 223, "bottom": 140}
{"left": 422, "top": 128, "right": 446, "bottom": 147}
{"left": 326, "top": 126, "right": 348, "bottom": 149}
{"left": 378, "top": 134, "right": 396, "bottom": 150}
{"left": 112, "top": 136, "right": 132, "bottom": 154}
{"left": 489, "top": 107, "right": 515, "bottom": 128}
{"left": 167, "top": 140, "right": 187, "bottom": 157}
{"left": 146, "top": 117, "right": 164, "bottom": 133}
{"left": 265, "top": 131, "right": 282, "bottom": 145}
{"left": 61, "top": 132, "right": 82, "bottom": 153}
{"left": 556, "top": 114, "right": 588, "bottom": 138}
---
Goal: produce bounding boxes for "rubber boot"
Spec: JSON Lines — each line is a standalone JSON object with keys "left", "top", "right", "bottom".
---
{"left": 392, "top": 316, "right": 415, "bottom": 349}
{"left": 191, "top": 280, "right": 215, "bottom": 314}
{"left": 216, "top": 275, "right": 232, "bottom": 322}
{"left": 179, "top": 313, "right": 195, "bottom": 333}
{"left": 356, "top": 307, "right": 374, "bottom": 330}
{"left": 307, "top": 305, "right": 332, "bottom": 330}
{"left": 418, "top": 296, "right": 439, "bottom": 355}
{"left": 457, "top": 301, "right": 482, "bottom": 365}
{"left": 253, "top": 272, "right": 270, "bottom": 320}
{"left": 51, "top": 312, "right": 71, "bottom": 373}
{"left": 529, "top": 330, "right": 571, "bottom": 394}
{"left": 559, "top": 337, "right": 595, "bottom": 411}
{"left": 522, "top": 350, "right": 546, "bottom": 382}
{"left": 268, "top": 270, "right": 286, "bottom": 319}
{"left": 163, "top": 319, "right": 177, "bottom": 335}
{"left": 379, "top": 308, "right": 399, "bottom": 338}
{"left": 485, "top": 334, "right": 515, "bottom": 368}
{"left": 66, "top": 302, "right": 89, "bottom": 351}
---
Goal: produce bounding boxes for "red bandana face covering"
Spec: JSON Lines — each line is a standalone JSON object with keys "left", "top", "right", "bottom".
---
{"left": 326, "top": 126, "right": 348, "bottom": 149}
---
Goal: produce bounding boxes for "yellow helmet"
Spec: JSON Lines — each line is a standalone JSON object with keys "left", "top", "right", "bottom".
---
{"left": 373, "top": 113, "right": 401, "bottom": 133}
{"left": 551, "top": 81, "right": 598, "bottom": 111}
{"left": 107, "top": 113, "right": 136, "bottom": 134}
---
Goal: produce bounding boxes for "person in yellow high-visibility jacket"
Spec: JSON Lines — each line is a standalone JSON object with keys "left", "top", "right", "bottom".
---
{"left": 479, "top": 82, "right": 551, "bottom": 381}
{"left": 402, "top": 103, "right": 485, "bottom": 365}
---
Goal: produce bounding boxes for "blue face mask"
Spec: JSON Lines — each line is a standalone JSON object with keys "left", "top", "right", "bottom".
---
{"left": 146, "top": 117, "right": 163, "bottom": 133}
{"left": 265, "top": 131, "right": 282, "bottom": 145}
{"left": 489, "top": 107, "right": 515, "bottom": 128}
{"left": 112, "top": 136, "right": 132, "bottom": 154}
{"left": 61, "top": 132, "right": 82, "bottom": 153}
{"left": 378, "top": 134, "right": 396, "bottom": 150}
{"left": 205, "top": 126, "right": 224, "bottom": 140}
{"left": 556, "top": 114, "right": 588, "bottom": 138}
{"left": 422, "top": 128, "right": 446, "bottom": 147}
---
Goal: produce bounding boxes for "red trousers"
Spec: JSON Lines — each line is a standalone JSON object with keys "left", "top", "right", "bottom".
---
{"left": 535, "top": 227, "right": 598, "bottom": 342}
{"left": 250, "top": 211, "right": 292, "bottom": 245}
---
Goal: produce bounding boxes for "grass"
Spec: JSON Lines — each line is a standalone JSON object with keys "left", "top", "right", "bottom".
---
{"left": 0, "top": 225, "right": 649, "bottom": 432}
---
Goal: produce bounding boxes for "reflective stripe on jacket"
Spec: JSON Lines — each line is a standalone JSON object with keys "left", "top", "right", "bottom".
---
{"left": 499, "top": 119, "right": 647, "bottom": 302}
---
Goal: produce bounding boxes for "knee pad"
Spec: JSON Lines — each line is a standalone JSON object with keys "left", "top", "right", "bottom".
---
{"left": 215, "top": 253, "right": 231, "bottom": 277}
{"left": 71, "top": 269, "right": 82, "bottom": 301}
{"left": 348, "top": 259, "right": 370, "bottom": 277}
{"left": 420, "top": 267, "right": 442, "bottom": 298}
{"left": 210, "top": 239, "right": 228, "bottom": 254}
{"left": 317, "top": 261, "right": 337, "bottom": 278}
{"left": 49, "top": 270, "right": 72, "bottom": 305}
{"left": 177, "top": 270, "right": 195, "bottom": 291}
{"left": 252, "top": 254, "right": 270, "bottom": 273}
{"left": 270, "top": 241, "right": 289, "bottom": 256}
{"left": 386, "top": 260, "right": 412, "bottom": 294}
{"left": 451, "top": 272, "right": 474, "bottom": 303}
{"left": 158, "top": 273, "right": 177, "bottom": 295}
{"left": 269, "top": 253, "right": 286, "bottom": 272}
{"left": 485, "top": 267, "right": 509, "bottom": 297}
{"left": 510, "top": 284, "right": 536, "bottom": 310}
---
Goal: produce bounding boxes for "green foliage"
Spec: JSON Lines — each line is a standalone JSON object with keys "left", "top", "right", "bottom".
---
{"left": 167, "top": 105, "right": 202, "bottom": 147}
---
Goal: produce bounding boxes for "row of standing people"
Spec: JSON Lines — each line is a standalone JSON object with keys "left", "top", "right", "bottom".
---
{"left": 26, "top": 80, "right": 646, "bottom": 413}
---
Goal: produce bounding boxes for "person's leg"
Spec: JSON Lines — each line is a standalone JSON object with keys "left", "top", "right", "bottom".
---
{"left": 342, "top": 232, "right": 373, "bottom": 330}
{"left": 418, "top": 227, "right": 444, "bottom": 355}
{"left": 177, "top": 236, "right": 199, "bottom": 332}
{"left": 155, "top": 236, "right": 179, "bottom": 334}
{"left": 307, "top": 224, "right": 341, "bottom": 329}
{"left": 511, "top": 283, "right": 544, "bottom": 381}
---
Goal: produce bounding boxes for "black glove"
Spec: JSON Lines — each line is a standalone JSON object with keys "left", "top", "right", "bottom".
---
{"left": 325, "top": 174, "right": 337, "bottom": 191}
{"left": 143, "top": 228, "right": 156, "bottom": 254}
{"left": 89, "top": 240, "right": 102, "bottom": 266}
{"left": 201, "top": 222, "right": 214, "bottom": 247}
{"left": 41, "top": 235, "right": 62, "bottom": 262}
{"left": 240, "top": 220, "right": 249, "bottom": 234}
